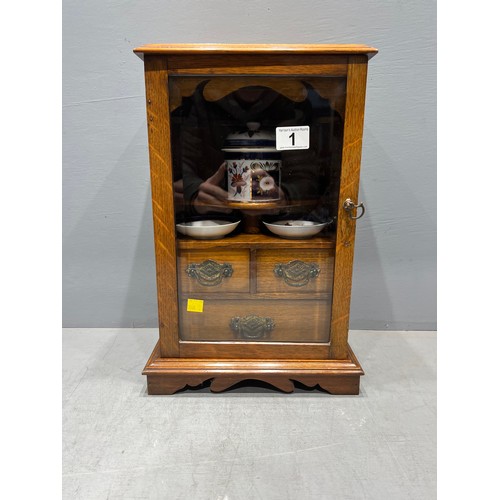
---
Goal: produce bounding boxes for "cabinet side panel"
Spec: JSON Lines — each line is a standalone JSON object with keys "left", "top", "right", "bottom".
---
{"left": 144, "top": 55, "right": 180, "bottom": 357}
{"left": 330, "top": 55, "right": 368, "bottom": 359}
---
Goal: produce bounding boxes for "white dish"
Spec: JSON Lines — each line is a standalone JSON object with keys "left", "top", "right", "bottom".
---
{"left": 263, "top": 219, "right": 332, "bottom": 239}
{"left": 176, "top": 219, "right": 240, "bottom": 239}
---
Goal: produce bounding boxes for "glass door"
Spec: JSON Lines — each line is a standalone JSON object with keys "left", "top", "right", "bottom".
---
{"left": 168, "top": 75, "right": 346, "bottom": 352}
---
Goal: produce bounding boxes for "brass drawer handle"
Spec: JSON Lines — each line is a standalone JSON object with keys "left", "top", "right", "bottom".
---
{"left": 230, "top": 315, "right": 275, "bottom": 339}
{"left": 186, "top": 259, "right": 233, "bottom": 286}
{"left": 343, "top": 198, "right": 365, "bottom": 220}
{"left": 274, "top": 260, "right": 320, "bottom": 287}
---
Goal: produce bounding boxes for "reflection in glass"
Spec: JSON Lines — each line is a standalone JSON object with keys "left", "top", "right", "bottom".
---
{"left": 170, "top": 76, "right": 346, "bottom": 343}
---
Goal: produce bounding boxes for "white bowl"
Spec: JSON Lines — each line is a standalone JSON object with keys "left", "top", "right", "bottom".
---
{"left": 263, "top": 219, "right": 332, "bottom": 239}
{"left": 176, "top": 219, "right": 240, "bottom": 239}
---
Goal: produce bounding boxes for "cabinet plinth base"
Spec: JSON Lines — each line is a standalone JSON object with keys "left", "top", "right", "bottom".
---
{"left": 143, "top": 343, "right": 364, "bottom": 395}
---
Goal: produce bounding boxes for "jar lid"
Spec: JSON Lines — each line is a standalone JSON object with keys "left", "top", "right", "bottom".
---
{"left": 222, "top": 122, "right": 277, "bottom": 152}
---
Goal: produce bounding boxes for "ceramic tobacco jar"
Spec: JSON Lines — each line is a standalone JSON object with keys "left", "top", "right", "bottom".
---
{"left": 222, "top": 122, "right": 281, "bottom": 203}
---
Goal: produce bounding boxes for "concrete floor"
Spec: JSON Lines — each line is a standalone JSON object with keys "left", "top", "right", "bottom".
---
{"left": 62, "top": 329, "right": 436, "bottom": 500}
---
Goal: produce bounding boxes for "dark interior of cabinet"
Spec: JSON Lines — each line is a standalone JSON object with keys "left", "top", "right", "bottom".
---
{"left": 168, "top": 75, "right": 347, "bottom": 344}
{"left": 168, "top": 76, "right": 346, "bottom": 232}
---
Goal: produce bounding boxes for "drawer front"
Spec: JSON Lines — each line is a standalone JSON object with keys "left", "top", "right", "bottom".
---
{"left": 178, "top": 249, "right": 250, "bottom": 294}
{"left": 179, "top": 299, "right": 331, "bottom": 342}
{"left": 256, "top": 249, "right": 334, "bottom": 294}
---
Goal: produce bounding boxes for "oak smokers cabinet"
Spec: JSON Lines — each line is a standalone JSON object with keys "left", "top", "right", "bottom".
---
{"left": 134, "top": 44, "right": 377, "bottom": 394}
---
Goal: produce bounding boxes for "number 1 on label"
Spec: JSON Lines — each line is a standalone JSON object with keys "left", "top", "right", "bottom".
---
{"left": 276, "top": 126, "right": 309, "bottom": 151}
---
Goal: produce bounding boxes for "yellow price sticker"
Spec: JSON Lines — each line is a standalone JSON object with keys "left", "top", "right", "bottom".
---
{"left": 186, "top": 298, "right": 204, "bottom": 313}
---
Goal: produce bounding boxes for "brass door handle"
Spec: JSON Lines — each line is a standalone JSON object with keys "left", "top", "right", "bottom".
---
{"left": 186, "top": 259, "right": 233, "bottom": 286}
{"left": 274, "top": 260, "right": 320, "bottom": 287}
{"left": 343, "top": 198, "right": 365, "bottom": 220}
{"left": 230, "top": 315, "right": 275, "bottom": 339}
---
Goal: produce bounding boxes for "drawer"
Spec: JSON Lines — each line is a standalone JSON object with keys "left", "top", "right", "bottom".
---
{"left": 179, "top": 299, "right": 331, "bottom": 342}
{"left": 178, "top": 249, "right": 250, "bottom": 294}
{"left": 256, "top": 249, "right": 334, "bottom": 294}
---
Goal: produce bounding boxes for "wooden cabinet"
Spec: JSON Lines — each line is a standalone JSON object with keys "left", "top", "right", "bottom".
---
{"left": 135, "top": 44, "right": 377, "bottom": 394}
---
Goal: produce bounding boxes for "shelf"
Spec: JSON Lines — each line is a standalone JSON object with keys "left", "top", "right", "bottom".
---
{"left": 191, "top": 199, "right": 318, "bottom": 212}
{"left": 176, "top": 231, "right": 335, "bottom": 250}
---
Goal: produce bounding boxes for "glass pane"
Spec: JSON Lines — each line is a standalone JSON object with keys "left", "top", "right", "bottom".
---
{"left": 169, "top": 75, "right": 346, "bottom": 343}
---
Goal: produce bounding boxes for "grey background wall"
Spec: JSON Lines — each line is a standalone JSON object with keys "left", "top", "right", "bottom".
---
{"left": 62, "top": 0, "right": 436, "bottom": 330}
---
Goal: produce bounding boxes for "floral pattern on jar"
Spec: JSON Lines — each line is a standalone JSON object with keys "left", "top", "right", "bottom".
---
{"left": 223, "top": 122, "right": 282, "bottom": 203}
{"left": 227, "top": 159, "right": 281, "bottom": 202}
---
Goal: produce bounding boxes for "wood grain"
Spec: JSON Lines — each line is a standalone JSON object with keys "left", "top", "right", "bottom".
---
{"left": 176, "top": 232, "right": 335, "bottom": 250}
{"left": 178, "top": 249, "right": 250, "bottom": 294}
{"left": 178, "top": 299, "right": 331, "bottom": 342}
{"left": 144, "top": 55, "right": 180, "bottom": 358}
{"left": 330, "top": 56, "right": 369, "bottom": 359}
{"left": 166, "top": 55, "right": 348, "bottom": 76}
{"left": 143, "top": 341, "right": 364, "bottom": 395}
{"left": 203, "top": 77, "right": 309, "bottom": 102}
{"left": 179, "top": 341, "right": 330, "bottom": 360}
{"left": 179, "top": 292, "right": 331, "bottom": 301}
{"left": 169, "top": 76, "right": 310, "bottom": 112}
{"left": 138, "top": 45, "right": 376, "bottom": 391}
{"left": 134, "top": 43, "right": 378, "bottom": 57}
{"left": 256, "top": 248, "right": 334, "bottom": 294}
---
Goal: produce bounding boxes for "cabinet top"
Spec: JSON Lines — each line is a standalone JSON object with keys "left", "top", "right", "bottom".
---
{"left": 133, "top": 43, "right": 378, "bottom": 58}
